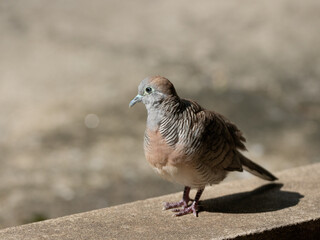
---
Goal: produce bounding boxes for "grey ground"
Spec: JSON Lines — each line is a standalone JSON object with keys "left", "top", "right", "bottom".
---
{"left": 0, "top": 0, "right": 319, "bottom": 228}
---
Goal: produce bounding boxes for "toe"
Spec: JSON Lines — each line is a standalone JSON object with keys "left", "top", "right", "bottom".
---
{"left": 162, "top": 200, "right": 185, "bottom": 210}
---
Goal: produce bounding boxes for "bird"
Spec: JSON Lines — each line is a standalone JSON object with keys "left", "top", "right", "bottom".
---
{"left": 129, "top": 76, "right": 277, "bottom": 217}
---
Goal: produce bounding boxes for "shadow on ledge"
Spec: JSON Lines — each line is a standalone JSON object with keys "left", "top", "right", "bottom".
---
{"left": 200, "top": 183, "right": 303, "bottom": 214}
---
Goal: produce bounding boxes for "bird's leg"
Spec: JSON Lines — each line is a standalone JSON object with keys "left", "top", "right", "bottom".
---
{"left": 163, "top": 186, "right": 191, "bottom": 210}
{"left": 172, "top": 188, "right": 204, "bottom": 217}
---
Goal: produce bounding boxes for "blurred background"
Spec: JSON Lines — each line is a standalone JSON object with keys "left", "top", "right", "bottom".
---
{"left": 0, "top": 0, "right": 319, "bottom": 229}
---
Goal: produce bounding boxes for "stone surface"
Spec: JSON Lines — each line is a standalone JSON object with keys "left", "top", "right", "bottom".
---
{"left": 0, "top": 163, "right": 319, "bottom": 240}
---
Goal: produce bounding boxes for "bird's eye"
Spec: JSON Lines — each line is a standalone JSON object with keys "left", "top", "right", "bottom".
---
{"left": 145, "top": 87, "right": 152, "bottom": 94}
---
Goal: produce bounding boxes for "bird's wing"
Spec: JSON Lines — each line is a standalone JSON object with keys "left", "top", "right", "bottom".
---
{"left": 215, "top": 112, "right": 247, "bottom": 151}
{"left": 200, "top": 110, "right": 245, "bottom": 171}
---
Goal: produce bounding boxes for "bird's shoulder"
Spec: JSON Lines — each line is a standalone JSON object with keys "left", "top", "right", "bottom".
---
{"left": 179, "top": 99, "right": 247, "bottom": 151}
{"left": 160, "top": 97, "right": 247, "bottom": 152}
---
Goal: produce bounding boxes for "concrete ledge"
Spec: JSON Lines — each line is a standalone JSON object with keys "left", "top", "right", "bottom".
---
{"left": 0, "top": 163, "right": 319, "bottom": 240}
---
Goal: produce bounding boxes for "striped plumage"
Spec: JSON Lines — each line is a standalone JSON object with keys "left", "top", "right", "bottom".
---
{"left": 130, "top": 76, "right": 277, "bottom": 217}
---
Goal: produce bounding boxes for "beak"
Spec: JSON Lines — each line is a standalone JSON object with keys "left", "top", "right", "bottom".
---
{"left": 129, "top": 94, "right": 143, "bottom": 107}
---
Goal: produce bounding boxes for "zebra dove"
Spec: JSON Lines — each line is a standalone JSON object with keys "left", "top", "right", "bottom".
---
{"left": 129, "top": 76, "right": 277, "bottom": 217}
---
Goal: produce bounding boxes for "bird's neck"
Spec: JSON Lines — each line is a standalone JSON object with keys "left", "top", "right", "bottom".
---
{"left": 146, "top": 96, "right": 181, "bottom": 131}
{"left": 146, "top": 108, "right": 164, "bottom": 131}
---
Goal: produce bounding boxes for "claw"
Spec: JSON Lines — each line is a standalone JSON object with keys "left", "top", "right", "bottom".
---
{"left": 163, "top": 187, "right": 203, "bottom": 217}
{"left": 173, "top": 201, "right": 199, "bottom": 217}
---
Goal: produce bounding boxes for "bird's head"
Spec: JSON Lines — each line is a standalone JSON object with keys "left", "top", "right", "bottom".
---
{"left": 129, "top": 76, "right": 178, "bottom": 110}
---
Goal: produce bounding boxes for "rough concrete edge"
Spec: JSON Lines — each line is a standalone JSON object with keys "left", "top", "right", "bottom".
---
{"left": 229, "top": 218, "right": 320, "bottom": 240}
{"left": 0, "top": 196, "right": 163, "bottom": 234}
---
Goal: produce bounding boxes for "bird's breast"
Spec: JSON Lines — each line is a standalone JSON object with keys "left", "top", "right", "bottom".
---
{"left": 144, "top": 129, "right": 200, "bottom": 186}
{"left": 144, "top": 129, "right": 177, "bottom": 168}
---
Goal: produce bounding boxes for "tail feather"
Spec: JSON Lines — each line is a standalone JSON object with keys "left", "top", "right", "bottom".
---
{"left": 239, "top": 152, "right": 278, "bottom": 181}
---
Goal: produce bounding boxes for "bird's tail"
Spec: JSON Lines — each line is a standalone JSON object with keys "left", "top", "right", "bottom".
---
{"left": 239, "top": 152, "right": 278, "bottom": 181}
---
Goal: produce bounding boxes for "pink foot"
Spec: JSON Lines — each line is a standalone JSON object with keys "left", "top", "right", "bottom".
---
{"left": 163, "top": 199, "right": 188, "bottom": 210}
{"left": 172, "top": 201, "right": 199, "bottom": 217}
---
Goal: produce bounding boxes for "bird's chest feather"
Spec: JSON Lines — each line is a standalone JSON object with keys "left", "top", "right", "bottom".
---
{"left": 144, "top": 129, "right": 199, "bottom": 184}
{"left": 144, "top": 129, "right": 176, "bottom": 167}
